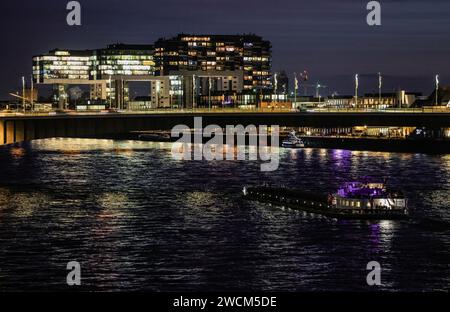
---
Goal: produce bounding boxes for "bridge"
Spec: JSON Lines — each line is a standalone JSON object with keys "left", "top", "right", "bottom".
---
{"left": 1, "top": 111, "right": 450, "bottom": 146}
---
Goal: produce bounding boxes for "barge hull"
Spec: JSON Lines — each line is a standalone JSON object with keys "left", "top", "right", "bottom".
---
{"left": 245, "top": 188, "right": 408, "bottom": 221}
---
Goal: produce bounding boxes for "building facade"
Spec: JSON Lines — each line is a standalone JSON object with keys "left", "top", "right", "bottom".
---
{"left": 324, "top": 91, "right": 422, "bottom": 109}
{"left": 154, "top": 34, "right": 272, "bottom": 94}
{"left": 33, "top": 44, "right": 155, "bottom": 109}
{"left": 33, "top": 44, "right": 155, "bottom": 83}
{"left": 93, "top": 44, "right": 155, "bottom": 79}
{"left": 33, "top": 50, "right": 93, "bottom": 82}
{"left": 32, "top": 34, "right": 273, "bottom": 110}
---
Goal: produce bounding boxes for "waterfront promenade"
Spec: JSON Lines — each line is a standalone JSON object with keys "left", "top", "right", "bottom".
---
{"left": 2, "top": 107, "right": 450, "bottom": 118}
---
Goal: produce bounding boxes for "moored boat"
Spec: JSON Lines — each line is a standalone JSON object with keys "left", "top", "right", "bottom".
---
{"left": 282, "top": 131, "right": 305, "bottom": 148}
{"left": 138, "top": 132, "right": 171, "bottom": 142}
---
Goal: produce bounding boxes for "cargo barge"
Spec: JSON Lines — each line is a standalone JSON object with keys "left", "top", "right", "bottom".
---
{"left": 243, "top": 180, "right": 408, "bottom": 220}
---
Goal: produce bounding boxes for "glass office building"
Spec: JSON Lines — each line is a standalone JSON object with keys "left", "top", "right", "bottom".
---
{"left": 33, "top": 50, "right": 93, "bottom": 82}
{"left": 33, "top": 44, "right": 155, "bottom": 83}
{"left": 32, "top": 35, "right": 272, "bottom": 108}
{"left": 154, "top": 34, "right": 272, "bottom": 92}
{"left": 94, "top": 44, "right": 155, "bottom": 79}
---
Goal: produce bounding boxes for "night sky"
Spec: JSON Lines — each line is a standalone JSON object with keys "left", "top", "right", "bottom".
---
{"left": 1, "top": 0, "right": 450, "bottom": 99}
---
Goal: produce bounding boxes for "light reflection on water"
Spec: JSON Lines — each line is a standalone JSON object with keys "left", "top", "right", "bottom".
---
{"left": 0, "top": 138, "right": 449, "bottom": 292}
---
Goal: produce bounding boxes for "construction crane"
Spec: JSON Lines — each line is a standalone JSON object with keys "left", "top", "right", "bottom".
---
{"left": 9, "top": 92, "right": 32, "bottom": 112}
{"left": 9, "top": 93, "right": 27, "bottom": 101}
{"left": 294, "top": 71, "right": 328, "bottom": 97}
{"left": 297, "top": 82, "right": 328, "bottom": 98}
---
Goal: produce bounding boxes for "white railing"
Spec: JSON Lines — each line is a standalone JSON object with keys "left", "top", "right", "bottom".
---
{"left": 2, "top": 106, "right": 450, "bottom": 117}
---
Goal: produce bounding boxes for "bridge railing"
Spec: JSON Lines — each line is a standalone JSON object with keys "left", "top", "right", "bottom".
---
{"left": 2, "top": 106, "right": 450, "bottom": 117}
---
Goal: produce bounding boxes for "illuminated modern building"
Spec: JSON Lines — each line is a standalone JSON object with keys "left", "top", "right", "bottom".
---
{"left": 33, "top": 50, "right": 92, "bottom": 82}
{"left": 33, "top": 49, "right": 95, "bottom": 108}
{"left": 154, "top": 34, "right": 272, "bottom": 107}
{"left": 33, "top": 44, "right": 155, "bottom": 109}
{"left": 93, "top": 44, "right": 155, "bottom": 79}
{"left": 33, "top": 44, "right": 155, "bottom": 82}
{"left": 32, "top": 34, "right": 273, "bottom": 109}
{"left": 324, "top": 92, "right": 422, "bottom": 109}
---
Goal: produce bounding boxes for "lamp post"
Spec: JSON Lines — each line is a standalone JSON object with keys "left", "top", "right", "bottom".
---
{"left": 273, "top": 73, "right": 278, "bottom": 103}
{"left": 294, "top": 73, "right": 298, "bottom": 108}
{"left": 108, "top": 75, "right": 112, "bottom": 109}
{"left": 378, "top": 72, "right": 382, "bottom": 109}
{"left": 180, "top": 76, "right": 184, "bottom": 110}
{"left": 156, "top": 80, "right": 161, "bottom": 109}
{"left": 22, "top": 76, "right": 26, "bottom": 112}
{"left": 192, "top": 75, "right": 196, "bottom": 110}
{"left": 30, "top": 74, "right": 34, "bottom": 112}
{"left": 355, "top": 74, "right": 359, "bottom": 109}
{"left": 119, "top": 78, "right": 124, "bottom": 110}
{"left": 208, "top": 76, "right": 212, "bottom": 110}
{"left": 316, "top": 83, "right": 321, "bottom": 104}
{"left": 435, "top": 74, "right": 440, "bottom": 106}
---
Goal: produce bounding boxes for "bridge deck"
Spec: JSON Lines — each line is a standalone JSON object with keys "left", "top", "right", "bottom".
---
{"left": 1, "top": 111, "right": 450, "bottom": 146}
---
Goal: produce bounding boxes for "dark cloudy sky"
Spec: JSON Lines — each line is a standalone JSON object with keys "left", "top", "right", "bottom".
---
{"left": 1, "top": 0, "right": 450, "bottom": 99}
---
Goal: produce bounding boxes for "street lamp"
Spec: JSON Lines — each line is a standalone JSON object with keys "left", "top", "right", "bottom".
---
{"left": 156, "top": 80, "right": 161, "bottom": 108}
{"left": 355, "top": 74, "right": 359, "bottom": 108}
{"left": 108, "top": 75, "right": 112, "bottom": 109}
{"left": 192, "top": 75, "right": 196, "bottom": 110}
{"left": 22, "top": 76, "right": 26, "bottom": 112}
{"left": 274, "top": 73, "right": 278, "bottom": 103}
{"left": 30, "top": 75, "right": 35, "bottom": 112}
{"left": 316, "top": 83, "right": 321, "bottom": 105}
{"left": 378, "top": 72, "right": 382, "bottom": 109}
{"left": 180, "top": 76, "right": 184, "bottom": 110}
{"left": 208, "top": 76, "right": 212, "bottom": 110}
{"left": 435, "top": 74, "right": 440, "bottom": 106}
{"left": 294, "top": 73, "right": 298, "bottom": 107}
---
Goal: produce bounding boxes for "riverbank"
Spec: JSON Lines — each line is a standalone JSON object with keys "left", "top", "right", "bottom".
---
{"left": 97, "top": 132, "right": 450, "bottom": 154}
{"left": 301, "top": 136, "right": 450, "bottom": 154}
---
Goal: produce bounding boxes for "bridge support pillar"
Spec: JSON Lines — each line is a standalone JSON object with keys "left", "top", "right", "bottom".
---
{"left": 15, "top": 120, "right": 25, "bottom": 143}
{"left": 25, "top": 120, "right": 36, "bottom": 141}
{"left": 5, "top": 121, "right": 15, "bottom": 144}
{"left": 0, "top": 120, "right": 4, "bottom": 145}
{"left": 54, "top": 119, "right": 66, "bottom": 138}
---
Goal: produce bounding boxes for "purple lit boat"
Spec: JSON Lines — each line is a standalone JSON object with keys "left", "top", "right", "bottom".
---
{"left": 243, "top": 180, "right": 408, "bottom": 220}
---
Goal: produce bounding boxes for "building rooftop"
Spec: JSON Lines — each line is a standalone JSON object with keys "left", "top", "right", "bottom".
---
{"left": 156, "top": 33, "right": 269, "bottom": 43}
{"left": 35, "top": 44, "right": 155, "bottom": 58}
{"left": 105, "top": 43, "right": 154, "bottom": 51}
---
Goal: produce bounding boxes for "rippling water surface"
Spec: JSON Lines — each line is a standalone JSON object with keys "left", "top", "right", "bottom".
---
{"left": 0, "top": 138, "right": 449, "bottom": 291}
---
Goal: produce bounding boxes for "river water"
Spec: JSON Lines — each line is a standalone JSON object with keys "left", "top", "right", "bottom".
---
{"left": 0, "top": 138, "right": 449, "bottom": 291}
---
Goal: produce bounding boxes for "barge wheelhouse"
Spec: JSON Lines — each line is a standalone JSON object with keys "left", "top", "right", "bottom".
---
{"left": 332, "top": 181, "right": 408, "bottom": 217}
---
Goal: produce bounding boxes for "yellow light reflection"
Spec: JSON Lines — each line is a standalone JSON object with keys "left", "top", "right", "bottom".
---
{"left": 9, "top": 147, "right": 26, "bottom": 159}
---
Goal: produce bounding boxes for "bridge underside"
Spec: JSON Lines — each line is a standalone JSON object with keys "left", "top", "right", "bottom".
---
{"left": 1, "top": 113, "right": 450, "bottom": 146}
